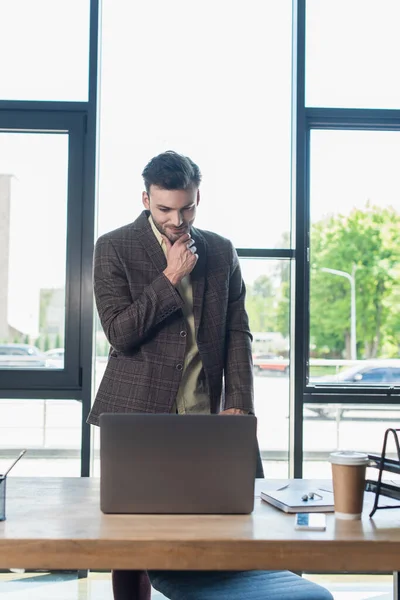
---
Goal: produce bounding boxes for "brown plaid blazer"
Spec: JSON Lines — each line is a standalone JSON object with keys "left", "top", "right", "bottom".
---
{"left": 87, "top": 211, "right": 254, "bottom": 426}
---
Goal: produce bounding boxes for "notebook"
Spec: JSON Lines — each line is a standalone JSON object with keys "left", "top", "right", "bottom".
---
{"left": 261, "top": 485, "right": 334, "bottom": 513}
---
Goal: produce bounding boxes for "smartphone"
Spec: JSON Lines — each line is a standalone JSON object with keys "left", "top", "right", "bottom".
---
{"left": 295, "top": 513, "right": 326, "bottom": 531}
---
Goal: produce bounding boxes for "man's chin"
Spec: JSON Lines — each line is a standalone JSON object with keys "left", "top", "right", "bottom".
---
{"left": 166, "top": 228, "right": 189, "bottom": 243}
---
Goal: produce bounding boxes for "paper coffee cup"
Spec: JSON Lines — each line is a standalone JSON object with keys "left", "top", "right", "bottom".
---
{"left": 330, "top": 451, "right": 369, "bottom": 520}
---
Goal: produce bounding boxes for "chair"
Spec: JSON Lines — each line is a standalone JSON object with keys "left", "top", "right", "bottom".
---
{"left": 148, "top": 446, "right": 335, "bottom": 600}
{"left": 149, "top": 570, "right": 334, "bottom": 600}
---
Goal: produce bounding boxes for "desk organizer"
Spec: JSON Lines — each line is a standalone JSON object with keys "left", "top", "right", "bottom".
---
{"left": 366, "top": 428, "right": 400, "bottom": 518}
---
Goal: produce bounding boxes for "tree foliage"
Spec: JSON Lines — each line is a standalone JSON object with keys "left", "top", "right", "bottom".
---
{"left": 246, "top": 265, "right": 290, "bottom": 342}
{"left": 310, "top": 203, "right": 400, "bottom": 358}
{"left": 245, "top": 204, "right": 400, "bottom": 359}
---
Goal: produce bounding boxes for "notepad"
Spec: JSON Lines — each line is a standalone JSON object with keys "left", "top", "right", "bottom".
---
{"left": 261, "top": 486, "right": 334, "bottom": 513}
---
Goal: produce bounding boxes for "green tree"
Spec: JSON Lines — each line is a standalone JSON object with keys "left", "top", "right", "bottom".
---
{"left": 44, "top": 335, "right": 51, "bottom": 352}
{"left": 246, "top": 271, "right": 291, "bottom": 340}
{"left": 382, "top": 264, "right": 400, "bottom": 356}
{"left": 252, "top": 275, "right": 274, "bottom": 299}
{"left": 273, "top": 232, "right": 291, "bottom": 338}
{"left": 310, "top": 204, "right": 400, "bottom": 359}
{"left": 55, "top": 333, "right": 62, "bottom": 349}
{"left": 275, "top": 279, "right": 290, "bottom": 338}
{"left": 246, "top": 275, "right": 277, "bottom": 333}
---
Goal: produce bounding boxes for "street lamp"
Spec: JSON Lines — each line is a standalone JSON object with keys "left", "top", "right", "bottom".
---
{"left": 320, "top": 265, "right": 357, "bottom": 360}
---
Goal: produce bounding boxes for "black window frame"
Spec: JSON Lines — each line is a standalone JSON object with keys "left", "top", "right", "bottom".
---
{"left": 0, "top": 0, "right": 98, "bottom": 478}
{"left": 0, "top": 108, "right": 86, "bottom": 394}
{"left": 293, "top": 0, "right": 400, "bottom": 477}
{"left": 303, "top": 111, "right": 400, "bottom": 403}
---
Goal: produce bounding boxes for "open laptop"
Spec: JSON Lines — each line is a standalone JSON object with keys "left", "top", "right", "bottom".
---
{"left": 99, "top": 413, "right": 257, "bottom": 514}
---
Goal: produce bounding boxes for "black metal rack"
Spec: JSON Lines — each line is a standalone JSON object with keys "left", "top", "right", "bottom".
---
{"left": 366, "top": 428, "right": 400, "bottom": 518}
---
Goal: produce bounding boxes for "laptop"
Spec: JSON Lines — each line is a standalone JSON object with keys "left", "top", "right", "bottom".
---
{"left": 99, "top": 413, "right": 257, "bottom": 514}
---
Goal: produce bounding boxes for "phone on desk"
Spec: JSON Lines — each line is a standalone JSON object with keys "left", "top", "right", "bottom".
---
{"left": 295, "top": 513, "right": 326, "bottom": 531}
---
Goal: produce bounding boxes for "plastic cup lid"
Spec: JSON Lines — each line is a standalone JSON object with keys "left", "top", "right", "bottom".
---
{"left": 329, "top": 451, "right": 369, "bottom": 466}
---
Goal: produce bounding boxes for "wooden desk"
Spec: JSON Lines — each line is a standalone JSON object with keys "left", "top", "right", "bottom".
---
{"left": 1, "top": 478, "right": 400, "bottom": 572}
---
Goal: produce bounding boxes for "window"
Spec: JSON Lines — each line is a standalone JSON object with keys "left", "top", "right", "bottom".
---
{"left": 308, "top": 129, "right": 400, "bottom": 387}
{"left": 98, "top": 0, "right": 292, "bottom": 248}
{"left": 95, "top": 0, "right": 293, "bottom": 477}
{"left": 0, "top": 132, "right": 68, "bottom": 367}
{"left": 242, "top": 258, "right": 291, "bottom": 477}
{"left": 0, "top": 112, "right": 86, "bottom": 391}
{"left": 306, "top": 0, "right": 400, "bottom": 108}
{"left": 92, "top": 258, "right": 292, "bottom": 478}
{"left": 0, "top": 399, "right": 82, "bottom": 476}
{"left": 0, "top": 0, "right": 90, "bottom": 101}
{"left": 303, "top": 403, "right": 400, "bottom": 478}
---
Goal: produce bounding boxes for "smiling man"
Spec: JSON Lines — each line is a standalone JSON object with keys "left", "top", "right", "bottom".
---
{"left": 87, "top": 150, "right": 262, "bottom": 600}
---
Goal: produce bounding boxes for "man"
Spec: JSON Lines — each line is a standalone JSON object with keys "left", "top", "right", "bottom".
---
{"left": 87, "top": 150, "right": 262, "bottom": 599}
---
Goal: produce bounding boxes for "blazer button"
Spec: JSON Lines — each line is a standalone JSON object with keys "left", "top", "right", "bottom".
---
{"left": 176, "top": 364, "right": 183, "bottom": 371}
{"left": 180, "top": 331, "right": 187, "bottom": 337}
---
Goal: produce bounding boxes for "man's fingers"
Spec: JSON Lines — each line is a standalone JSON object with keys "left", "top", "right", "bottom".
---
{"left": 189, "top": 245, "right": 197, "bottom": 254}
{"left": 175, "top": 233, "right": 191, "bottom": 245}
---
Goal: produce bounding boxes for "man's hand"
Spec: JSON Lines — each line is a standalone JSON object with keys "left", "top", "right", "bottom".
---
{"left": 219, "top": 408, "right": 249, "bottom": 415}
{"left": 163, "top": 233, "right": 198, "bottom": 286}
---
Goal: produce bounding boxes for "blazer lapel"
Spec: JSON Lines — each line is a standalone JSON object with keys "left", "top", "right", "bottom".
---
{"left": 190, "top": 228, "right": 207, "bottom": 338}
{"left": 137, "top": 211, "right": 167, "bottom": 273}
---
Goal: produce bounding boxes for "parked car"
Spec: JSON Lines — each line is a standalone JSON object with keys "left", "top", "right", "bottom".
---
{"left": 253, "top": 353, "right": 289, "bottom": 375}
{"left": 310, "top": 360, "right": 400, "bottom": 385}
{"left": 308, "top": 360, "right": 400, "bottom": 418}
{"left": 0, "top": 344, "right": 48, "bottom": 369}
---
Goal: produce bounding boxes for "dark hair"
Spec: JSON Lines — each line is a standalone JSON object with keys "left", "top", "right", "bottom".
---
{"left": 142, "top": 150, "right": 202, "bottom": 193}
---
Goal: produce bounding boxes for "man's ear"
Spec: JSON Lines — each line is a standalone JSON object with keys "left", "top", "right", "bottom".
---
{"left": 196, "top": 189, "right": 200, "bottom": 206}
{"left": 142, "top": 191, "right": 150, "bottom": 209}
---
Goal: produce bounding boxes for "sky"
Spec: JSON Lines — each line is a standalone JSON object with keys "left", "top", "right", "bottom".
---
{"left": 1, "top": 0, "right": 400, "bottom": 334}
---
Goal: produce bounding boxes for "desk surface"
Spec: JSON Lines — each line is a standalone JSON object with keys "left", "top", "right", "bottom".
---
{"left": 1, "top": 477, "right": 400, "bottom": 572}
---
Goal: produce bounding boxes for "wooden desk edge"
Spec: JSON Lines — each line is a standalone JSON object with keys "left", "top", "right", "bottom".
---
{"left": 0, "top": 539, "right": 398, "bottom": 572}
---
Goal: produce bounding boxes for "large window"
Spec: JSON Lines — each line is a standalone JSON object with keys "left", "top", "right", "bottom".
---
{"left": 0, "top": 113, "right": 86, "bottom": 391}
{"left": 303, "top": 403, "right": 400, "bottom": 479}
{"left": 95, "top": 0, "right": 294, "bottom": 472}
{"left": 0, "top": 399, "right": 82, "bottom": 476}
{"left": 0, "top": 0, "right": 96, "bottom": 478}
{"left": 302, "top": 0, "right": 400, "bottom": 490}
{"left": 306, "top": 0, "right": 400, "bottom": 109}
{"left": 0, "top": 0, "right": 90, "bottom": 101}
{"left": 92, "top": 258, "right": 292, "bottom": 478}
{"left": 0, "top": 132, "right": 68, "bottom": 367}
{"left": 242, "top": 259, "right": 291, "bottom": 477}
{"left": 3, "top": 0, "right": 399, "bottom": 492}
{"left": 308, "top": 130, "right": 400, "bottom": 386}
{"left": 98, "top": 0, "right": 292, "bottom": 248}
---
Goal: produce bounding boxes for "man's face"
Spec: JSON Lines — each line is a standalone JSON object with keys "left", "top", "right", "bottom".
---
{"left": 142, "top": 185, "right": 200, "bottom": 243}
